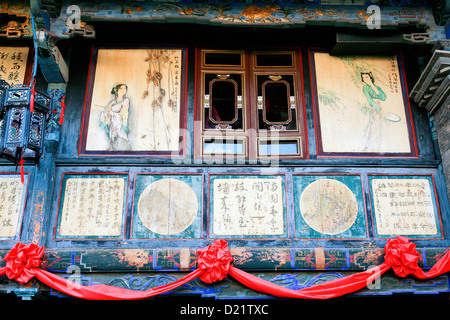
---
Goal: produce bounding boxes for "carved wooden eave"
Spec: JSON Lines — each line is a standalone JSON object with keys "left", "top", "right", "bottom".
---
{"left": 1, "top": 1, "right": 446, "bottom": 44}
{"left": 410, "top": 43, "right": 450, "bottom": 114}
{"left": 41, "top": 1, "right": 447, "bottom": 44}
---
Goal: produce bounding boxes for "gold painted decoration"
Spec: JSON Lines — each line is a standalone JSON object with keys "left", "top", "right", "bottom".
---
{"left": 0, "top": 3, "right": 31, "bottom": 39}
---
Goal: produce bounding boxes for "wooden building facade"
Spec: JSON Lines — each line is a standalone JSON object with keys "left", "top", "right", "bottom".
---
{"left": 0, "top": 0, "right": 449, "bottom": 301}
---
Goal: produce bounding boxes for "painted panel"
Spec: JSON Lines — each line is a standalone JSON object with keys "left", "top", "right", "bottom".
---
{"left": 369, "top": 174, "right": 442, "bottom": 238}
{"left": 208, "top": 174, "right": 287, "bottom": 239}
{"left": 311, "top": 52, "right": 415, "bottom": 156}
{"left": 0, "top": 174, "right": 28, "bottom": 240}
{"left": 131, "top": 174, "right": 203, "bottom": 239}
{"left": 293, "top": 174, "right": 367, "bottom": 239}
{"left": 55, "top": 174, "right": 128, "bottom": 239}
{"left": 0, "top": 46, "right": 29, "bottom": 85}
{"left": 81, "top": 48, "right": 184, "bottom": 154}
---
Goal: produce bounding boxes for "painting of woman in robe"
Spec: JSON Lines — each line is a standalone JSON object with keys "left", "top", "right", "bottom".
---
{"left": 360, "top": 72, "right": 386, "bottom": 151}
{"left": 81, "top": 48, "right": 184, "bottom": 155}
{"left": 99, "top": 84, "right": 131, "bottom": 151}
{"left": 312, "top": 52, "right": 412, "bottom": 155}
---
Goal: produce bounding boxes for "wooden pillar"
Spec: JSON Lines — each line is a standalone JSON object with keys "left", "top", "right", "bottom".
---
{"left": 24, "top": 84, "right": 65, "bottom": 246}
{"left": 433, "top": 99, "right": 450, "bottom": 199}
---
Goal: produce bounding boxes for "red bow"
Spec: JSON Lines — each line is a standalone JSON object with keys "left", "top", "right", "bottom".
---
{"left": 3, "top": 243, "right": 44, "bottom": 284}
{"left": 384, "top": 235, "right": 421, "bottom": 277}
{"left": 196, "top": 239, "right": 234, "bottom": 284}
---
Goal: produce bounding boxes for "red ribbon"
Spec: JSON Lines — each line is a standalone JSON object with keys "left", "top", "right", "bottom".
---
{"left": 0, "top": 237, "right": 449, "bottom": 300}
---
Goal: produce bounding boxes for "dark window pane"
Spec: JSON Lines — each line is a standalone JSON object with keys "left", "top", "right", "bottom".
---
{"left": 204, "top": 52, "right": 242, "bottom": 66}
{"left": 210, "top": 80, "right": 237, "bottom": 123}
{"left": 256, "top": 53, "right": 293, "bottom": 67}
{"left": 264, "top": 81, "right": 290, "bottom": 123}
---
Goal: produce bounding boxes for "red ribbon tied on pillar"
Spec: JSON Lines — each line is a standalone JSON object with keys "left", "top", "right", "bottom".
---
{"left": 196, "top": 239, "right": 234, "bottom": 284}
{"left": 3, "top": 243, "right": 44, "bottom": 284}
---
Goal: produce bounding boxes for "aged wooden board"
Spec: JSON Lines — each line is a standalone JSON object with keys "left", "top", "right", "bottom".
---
{"left": 0, "top": 175, "right": 28, "bottom": 239}
{"left": 0, "top": 46, "right": 29, "bottom": 85}
{"left": 369, "top": 174, "right": 443, "bottom": 238}
{"left": 131, "top": 174, "right": 203, "bottom": 239}
{"left": 55, "top": 173, "right": 128, "bottom": 239}
{"left": 208, "top": 174, "right": 287, "bottom": 239}
{"left": 293, "top": 174, "right": 368, "bottom": 239}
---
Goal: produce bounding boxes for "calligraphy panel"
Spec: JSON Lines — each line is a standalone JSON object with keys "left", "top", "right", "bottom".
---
{"left": 0, "top": 174, "right": 28, "bottom": 239}
{"left": 80, "top": 47, "right": 186, "bottom": 155}
{"left": 0, "top": 47, "right": 29, "bottom": 86}
{"left": 55, "top": 174, "right": 128, "bottom": 239}
{"left": 209, "top": 174, "right": 287, "bottom": 239}
{"left": 369, "top": 175, "right": 442, "bottom": 238}
{"left": 293, "top": 174, "right": 367, "bottom": 239}
{"left": 131, "top": 174, "right": 203, "bottom": 239}
{"left": 310, "top": 52, "right": 415, "bottom": 156}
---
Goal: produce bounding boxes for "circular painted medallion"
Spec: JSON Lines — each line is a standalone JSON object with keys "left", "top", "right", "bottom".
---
{"left": 299, "top": 179, "right": 358, "bottom": 235}
{"left": 138, "top": 178, "right": 198, "bottom": 235}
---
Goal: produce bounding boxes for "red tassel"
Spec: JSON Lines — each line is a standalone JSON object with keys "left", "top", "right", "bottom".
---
{"left": 59, "top": 95, "right": 66, "bottom": 125}
{"left": 29, "top": 89, "right": 35, "bottom": 113}
{"left": 29, "top": 80, "right": 36, "bottom": 113}
{"left": 18, "top": 158, "right": 24, "bottom": 184}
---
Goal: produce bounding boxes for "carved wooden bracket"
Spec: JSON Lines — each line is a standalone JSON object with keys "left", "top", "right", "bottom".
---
{"left": 410, "top": 44, "right": 450, "bottom": 114}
